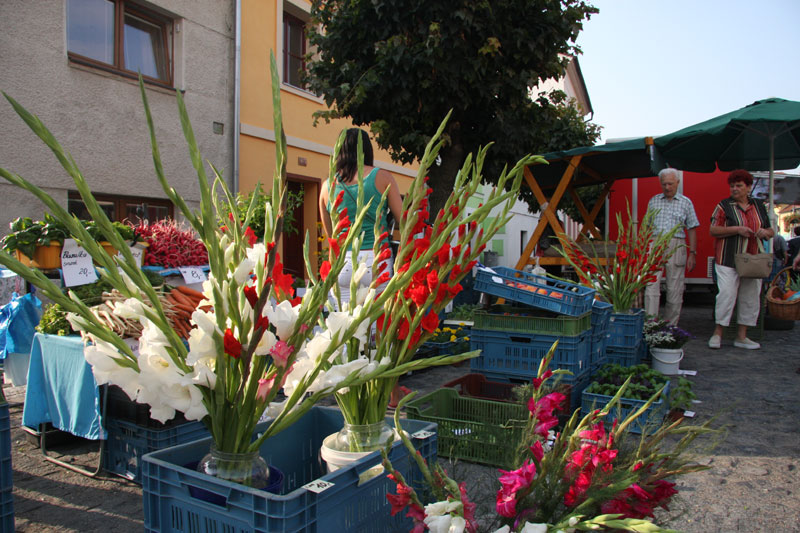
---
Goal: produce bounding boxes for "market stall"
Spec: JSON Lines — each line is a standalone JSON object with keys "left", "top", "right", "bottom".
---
{"left": 515, "top": 136, "right": 660, "bottom": 268}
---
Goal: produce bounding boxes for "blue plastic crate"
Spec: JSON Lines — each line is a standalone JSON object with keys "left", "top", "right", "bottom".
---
{"left": 474, "top": 267, "right": 595, "bottom": 316}
{"left": 607, "top": 309, "right": 645, "bottom": 348}
{"left": 476, "top": 370, "right": 590, "bottom": 415}
{"left": 605, "top": 343, "right": 643, "bottom": 367}
{"left": 470, "top": 328, "right": 591, "bottom": 380}
{"left": 590, "top": 329, "right": 609, "bottom": 372}
{"left": 591, "top": 300, "right": 613, "bottom": 333}
{"left": 0, "top": 403, "right": 13, "bottom": 533}
{"left": 104, "top": 417, "right": 210, "bottom": 483}
{"left": 581, "top": 381, "right": 670, "bottom": 434}
{"left": 141, "top": 406, "right": 438, "bottom": 533}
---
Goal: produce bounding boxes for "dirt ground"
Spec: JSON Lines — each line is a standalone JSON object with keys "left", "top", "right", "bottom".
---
{"left": 4, "top": 291, "right": 799, "bottom": 532}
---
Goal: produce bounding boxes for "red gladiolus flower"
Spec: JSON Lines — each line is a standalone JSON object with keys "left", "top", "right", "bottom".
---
{"left": 328, "top": 238, "right": 341, "bottom": 257}
{"left": 271, "top": 254, "right": 295, "bottom": 301}
{"left": 243, "top": 285, "right": 258, "bottom": 307}
{"left": 421, "top": 310, "right": 439, "bottom": 333}
{"left": 374, "top": 272, "right": 390, "bottom": 286}
{"left": 377, "top": 248, "right": 392, "bottom": 262}
{"left": 334, "top": 190, "right": 345, "bottom": 208}
{"left": 530, "top": 440, "right": 544, "bottom": 462}
{"left": 397, "top": 318, "right": 410, "bottom": 340}
{"left": 435, "top": 243, "right": 450, "bottom": 265}
{"left": 244, "top": 226, "right": 257, "bottom": 246}
{"left": 223, "top": 328, "right": 242, "bottom": 359}
{"left": 532, "top": 369, "right": 553, "bottom": 390}
{"left": 228, "top": 212, "right": 235, "bottom": 222}
{"left": 334, "top": 215, "right": 351, "bottom": 235}
{"left": 255, "top": 315, "right": 270, "bottom": 331}
{"left": 320, "top": 260, "right": 331, "bottom": 281}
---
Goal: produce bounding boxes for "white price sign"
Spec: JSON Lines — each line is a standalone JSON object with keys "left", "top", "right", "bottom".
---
{"left": 119, "top": 245, "right": 145, "bottom": 268}
{"left": 302, "top": 479, "right": 335, "bottom": 493}
{"left": 412, "top": 430, "right": 435, "bottom": 440}
{"left": 178, "top": 267, "right": 207, "bottom": 284}
{"left": 61, "top": 239, "right": 98, "bottom": 287}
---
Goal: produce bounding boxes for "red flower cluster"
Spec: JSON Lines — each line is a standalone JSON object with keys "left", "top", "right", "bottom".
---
{"left": 601, "top": 461, "right": 678, "bottom": 518}
{"left": 563, "top": 423, "right": 618, "bottom": 507}
{"left": 386, "top": 473, "right": 425, "bottom": 527}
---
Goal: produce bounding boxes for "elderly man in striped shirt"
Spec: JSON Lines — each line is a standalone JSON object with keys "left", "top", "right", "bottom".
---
{"left": 644, "top": 168, "right": 700, "bottom": 325}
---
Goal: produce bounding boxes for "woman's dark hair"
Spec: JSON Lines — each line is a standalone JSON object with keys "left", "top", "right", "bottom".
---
{"left": 727, "top": 169, "right": 753, "bottom": 186}
{"left": 335, "top": 128, "right": 374, "bottom": 183}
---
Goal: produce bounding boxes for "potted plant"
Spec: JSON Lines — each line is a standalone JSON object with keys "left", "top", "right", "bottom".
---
{"left": 644, "top": 318, "right": 692, "bottom": 375}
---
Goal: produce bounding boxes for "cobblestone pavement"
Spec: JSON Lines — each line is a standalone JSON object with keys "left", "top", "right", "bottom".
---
{"left": 5, "top": 292, "right": 799, "bottom": 532}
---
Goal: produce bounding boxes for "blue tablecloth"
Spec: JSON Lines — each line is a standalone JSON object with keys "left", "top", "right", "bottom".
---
{"left": 22, "top": 333, "right": 105, "bottom": 440}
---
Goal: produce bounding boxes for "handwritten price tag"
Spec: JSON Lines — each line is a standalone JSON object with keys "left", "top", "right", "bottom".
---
{"left": 61, "top": 239, "right": 98, "bottom": 287}
{"left": 302, "top": 479, "right": 335, "bottom": 493}
{"left": 178, "top": 267, "right": 207, "bottom": 284}
{"left": 411, "top": 430, "right": 435, "bottom": 440}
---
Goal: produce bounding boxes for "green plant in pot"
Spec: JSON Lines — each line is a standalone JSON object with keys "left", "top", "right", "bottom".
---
{"left": 668, "top": 377, "right": 696, "bottom": 415}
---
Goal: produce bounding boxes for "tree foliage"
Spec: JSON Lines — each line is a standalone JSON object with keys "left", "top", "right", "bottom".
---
{"left": 307, "top": 0, "right": 601, "bottom": 216}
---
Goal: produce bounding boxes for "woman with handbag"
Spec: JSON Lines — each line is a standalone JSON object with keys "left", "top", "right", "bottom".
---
{"left": 708, "top": 169, "right": 774, "bottom": 350}
{"left": 318, "top": 128, "right": 404, "bottom": 307}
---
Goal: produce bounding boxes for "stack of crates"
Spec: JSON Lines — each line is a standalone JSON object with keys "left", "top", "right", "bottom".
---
{"left": 604, "top": 308, "right": 645, "bottom": 367}
{"left": 470, "top": 267, "right": 596, "bottom": 409}
{"left": 590, "top": 300, "right": 612, "bottom": 373}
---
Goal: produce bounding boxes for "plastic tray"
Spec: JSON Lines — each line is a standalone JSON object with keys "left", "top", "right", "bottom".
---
{"left": 473, "top": 267, "right": 595, "bottom": 316}
{"left": 404, "top": 388, "right": 527, "bottom": 468}
{"left": 443, "top": 373, "right": 520, "bottom": 403}
{"left": 605, "top": 343, "right": 643, "bottom": 367}
{"left": 141, "top": 406, "right": 437, "bottom": 533}
{"left": 469, "top": 328, "right": 591, "bottom": 380}
{"left": 104, "top": 417, "right": 210, "bottom": 483}
{"left": 607, "top": 309, "right": 645, "bottom": 348}
{"left": 473, "top": 307, "right": 591, "bottom": 336}
{"left": 581, "top": 381, "right": 670, "bottom": 434}
{"left": 0, "top": 404, "right": 13, "bottom": 533}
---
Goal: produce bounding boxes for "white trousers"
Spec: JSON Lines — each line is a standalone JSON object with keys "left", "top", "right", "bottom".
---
{"left": 645, "top": 238, "right": 687, "bottom": 325}
{"left": 336, "top": 250, "right": 393, "bottom": 307}
{"left": 713, "top": 263, "right": 762, "bottom": 327}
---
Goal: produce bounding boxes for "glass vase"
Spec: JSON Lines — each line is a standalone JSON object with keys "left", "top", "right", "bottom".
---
{"left": 196, "top": 446, "right": 270, "bottom": 489}
{"left": 329, "top": 420, "right": 395, "bottom": 453}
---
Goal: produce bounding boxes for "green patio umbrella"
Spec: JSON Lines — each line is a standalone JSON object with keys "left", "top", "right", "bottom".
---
{"left": 653, "top": 97, "right": 800, "bottom": 233}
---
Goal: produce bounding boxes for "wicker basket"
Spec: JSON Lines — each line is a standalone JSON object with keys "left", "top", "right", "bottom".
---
{"left": 766, "top": 267, "right": 800, "bottom": 321}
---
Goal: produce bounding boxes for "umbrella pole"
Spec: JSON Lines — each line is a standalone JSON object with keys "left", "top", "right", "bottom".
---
{"left": 769, "top": 136, "right": 775, "bottom": 251}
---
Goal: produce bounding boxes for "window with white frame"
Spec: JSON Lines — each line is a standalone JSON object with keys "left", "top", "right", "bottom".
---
{"left": 66, "top": 0, "right": 175, "bottom": 86}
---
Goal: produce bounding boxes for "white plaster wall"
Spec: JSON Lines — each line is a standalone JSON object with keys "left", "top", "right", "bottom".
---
{"left": 0, "top": 0, "right": 235, "bottom": 237}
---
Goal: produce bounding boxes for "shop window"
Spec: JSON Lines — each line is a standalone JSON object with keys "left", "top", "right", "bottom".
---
{"left": 68, "top": 192, "right": 173, "bottom": 224}
{"left": 66, "top": 0, "right": 174, "bottom": 86}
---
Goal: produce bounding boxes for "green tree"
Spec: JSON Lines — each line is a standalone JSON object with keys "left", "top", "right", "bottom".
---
{"left": 307, "top": 0, "right": 601, "bottom": 216}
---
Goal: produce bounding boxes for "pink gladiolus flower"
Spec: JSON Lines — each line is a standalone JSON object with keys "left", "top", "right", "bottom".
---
{"left": 270, "top": 340, "right": 292, "bottom": 367}
{"left": 256, "top": 377, "right": 274, "bottom": 402}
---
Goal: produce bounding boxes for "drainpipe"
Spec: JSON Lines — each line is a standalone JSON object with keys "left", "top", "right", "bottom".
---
{"left": 233, "top": 0, "right": 242, "bottom": 193}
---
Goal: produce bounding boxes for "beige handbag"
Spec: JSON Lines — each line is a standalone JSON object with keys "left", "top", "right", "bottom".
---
{"left": 734, "top": 238, "right": 773, "bottom": 278}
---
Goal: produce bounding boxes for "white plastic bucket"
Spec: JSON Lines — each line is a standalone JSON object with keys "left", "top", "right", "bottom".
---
{"left": 650, "top": 348, "right": 683, "bottom": 375}
{"left": 320, "top": 433, "right": 373, "bottom": 473}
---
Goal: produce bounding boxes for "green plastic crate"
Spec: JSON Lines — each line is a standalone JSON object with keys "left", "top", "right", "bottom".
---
{"left": 404, "top": 388, "right": 528, "bottom": 468}
{"left": 474, "top": 307, "right": 591, "bottom": 336}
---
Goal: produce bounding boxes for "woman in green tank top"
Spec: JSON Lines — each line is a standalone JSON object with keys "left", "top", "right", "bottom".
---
{"left": 318, "top": 128, "right": 403, "bottom": 306}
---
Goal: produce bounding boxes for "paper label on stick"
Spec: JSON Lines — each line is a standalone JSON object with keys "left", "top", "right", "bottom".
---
{"left": 178, "top": 267, "right": 207, "bottom": 284}
{"left": 61, "top": 239, "right": 98, "bottom": 287}
{"left": 119, "top": 245, "right": 145, "bottom": 268}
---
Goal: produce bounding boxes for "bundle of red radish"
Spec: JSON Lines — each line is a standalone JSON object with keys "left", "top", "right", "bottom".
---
{"left": 134, "top": 219, "right": 208, "bottom": 268}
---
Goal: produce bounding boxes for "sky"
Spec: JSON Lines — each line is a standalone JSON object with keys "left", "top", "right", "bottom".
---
{"left": 576, "top": 0, "right": 800, "bottom": 143}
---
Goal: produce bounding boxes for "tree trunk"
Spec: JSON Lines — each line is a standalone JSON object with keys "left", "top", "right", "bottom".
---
{"left": 427, "top": 124, "right": 465, "bottom": 220}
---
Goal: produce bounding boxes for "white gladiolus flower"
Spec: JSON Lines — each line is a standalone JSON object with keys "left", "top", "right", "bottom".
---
{"left": 425, "top": 500, "right": 462, "bottom": 517}
{"left": 304, "top": 332, "right": 332, "bottom": 361}
{"left": 254, "top": 329, "right": 277, "bottom": 356}
{"left": 355, "top": 286, "right": 371, "bottom": 305}
{"left": 448, "top": 516, "right": 466, "bottom": 533}
{"left": 186, "top": 328, "right": 216, "bottom": 364}
{"left": 311, "top": 358, "right": 368, "bottom": 392}
{"left": 233, "top": 257, "right": 254, "bottom": 285}
{"left": 568, "top": 517, "right": 579, "bottom": 526}
{"left": 352, "top": 261, "right": 368, "bottom": 286}
{"left": 246, "top": 242, "right": 267, "bottom": 264}
{"left": 325, "top": 311, "right": 352, "bottom": 338}
{"left": 112, "top": 298, "right": 146, "bottom": 319}
{"left": 493, "top": 527, "right": 511, "bottom": 533}
{"left": 266, "top": 299, "right": 299, "bottom": 339}
{"left": 192, "top": 309, "right": 221, "bottom": 337}
{"left": 423, "top": 514, "right": 458, "bottom": 533}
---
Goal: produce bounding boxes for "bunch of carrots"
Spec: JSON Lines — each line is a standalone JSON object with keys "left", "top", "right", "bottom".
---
{"left": 165, "top": 285, "right": 208, "bottom": 339}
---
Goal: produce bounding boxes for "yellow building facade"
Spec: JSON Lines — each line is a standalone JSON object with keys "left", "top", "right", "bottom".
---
{"left": 238, "top": 0, "right": 417, "bottom": 278}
